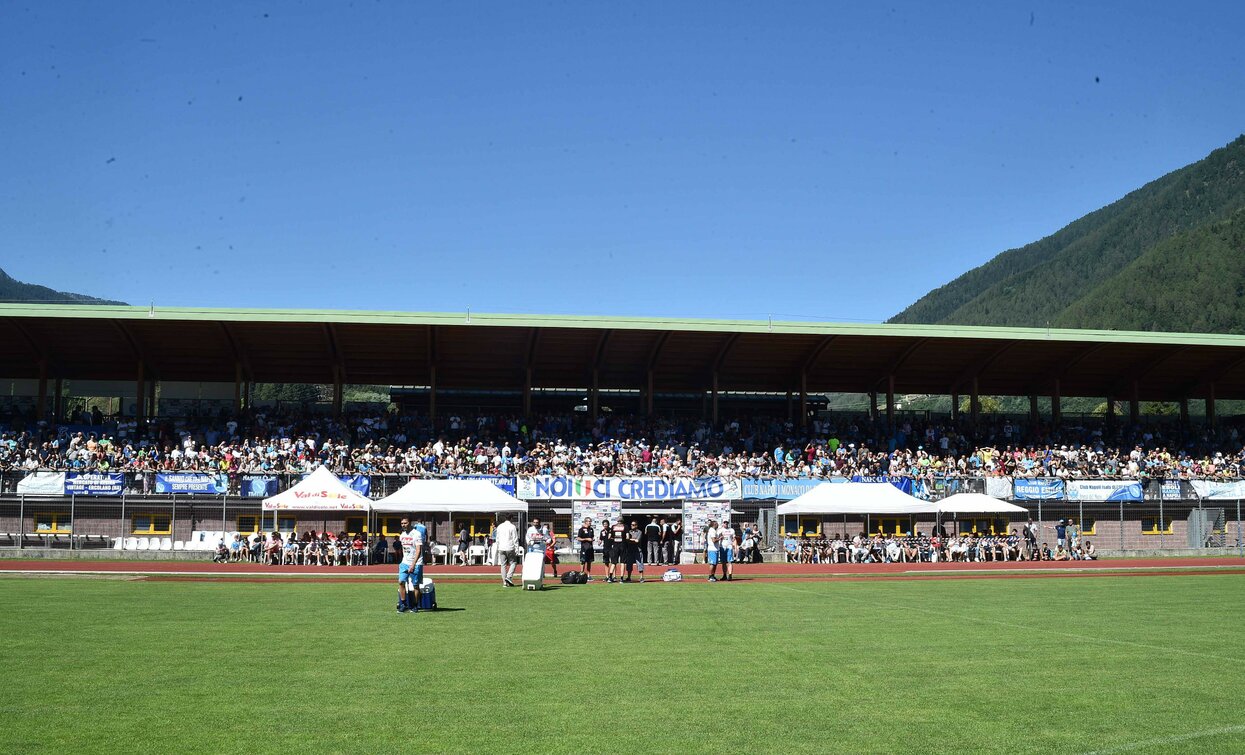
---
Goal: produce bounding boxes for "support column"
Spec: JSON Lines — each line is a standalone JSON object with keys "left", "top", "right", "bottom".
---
{"left": 1129, "top": 381, "right": 1139, "bottom": 426}
{"left": 970, "top": 376, "right": 980, "bottom": 426}
{"left": 886, "top": 375, "right": 895, "bottom": 432}
{"left": 53, "top": 377, "right": 63, "bottom": 423}
{"left": 1029, "top": 394, "right": 1038, "bottom": 426}
{"left": 1051, "top": 379, "right": 1062, "bottom": 428}
{"left": 1179, "top": 397, "right": 1189, "bottom": 426}
{"left": 234, "top": 363, "right": 243, "bottom": 412}
{"left": 785, "top": 390, "right": 792, "bottom": 422}
{"left": 869, "top": 391, "right": 877, "bottom": 421}
{"left": 148, "top": 377, "right": 157, "bottom": 420}
{"left": 950, "top": 391, "right": 959, "bottom": 422}
{"left": 36, "top": 362, "right": 47, "bottom": 421}
{"left": 1105, "top": 394, "right": 1115, "bottom": 424}
{"left": 590, "top": 369, "right": 600, "bottom": 421}
{"left": 799, "top": 372, "right": 808, "bottom": 430}
{"left": 135, "top": 361, "right": 146, "bottom": 425}
{"left": 332, "top": 367, "right": 343, "bottom": 418}
{"left": 1206, "top": 383, "right": 1216, "bottom": 429}
{"left": 711, "top": 372, "right": 719, "bottom": 427}
{"left": 429, "top": 365, "right": 437, "bottom": 423}
{"left": 646, "top": 369, "right": 654, "bottom": 416}
{"left": 523, "top": 367, "right": 532, "bottom": 417}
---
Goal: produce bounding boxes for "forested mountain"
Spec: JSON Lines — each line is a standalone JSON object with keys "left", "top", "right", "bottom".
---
{"left": 0, "top": 267, "right": 125, "bottom": 305}
{"left": 889, "top": 135, "right": 1245, "bottom": 333}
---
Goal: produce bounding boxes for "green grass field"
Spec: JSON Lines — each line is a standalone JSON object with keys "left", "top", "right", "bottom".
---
{"left": 2, "top": 574, "right": 1243, "bottom": 753}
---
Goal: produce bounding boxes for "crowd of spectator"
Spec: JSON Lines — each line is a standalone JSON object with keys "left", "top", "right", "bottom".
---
{"left": 4, "top": 405, "right": 1245, "bottom": 482}
{"left": 786, "top": 525, "right": 1098, "bottom": 564}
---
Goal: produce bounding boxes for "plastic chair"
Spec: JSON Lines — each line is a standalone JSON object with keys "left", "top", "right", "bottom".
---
{"left": 135, "top": 537, "right": 150, "bottom": 551}
{"left": 159, "top": 537, "right": 173, "bottom": 551}
{"left": 112, "top": 537, "right": 124, "bottom": 550}
{"left": 467, "top": 545, "right": 486, "bottom": 565}
{"left": 123, "top": 537, "right": 138, "bottom": 550}
{"left": 432, "top": 544, "right": 449, "bottom": 565}
{"left": 173, "top": 541, "right": 185, "bottom": 551}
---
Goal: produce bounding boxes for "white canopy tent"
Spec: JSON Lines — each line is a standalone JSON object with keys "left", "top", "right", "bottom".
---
{"left": 775, "top": 482, "right": 928, "bottom": 516}
{"left": 372, "top": 478, "right": 528, "bottom": 514}
{"left": 934, "top": 493, "right": 1028, "bottom": 516}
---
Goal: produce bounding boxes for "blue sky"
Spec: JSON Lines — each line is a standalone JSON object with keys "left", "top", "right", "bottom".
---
{"left": 3, "top": 1, "right": 1243, "bottom": 321}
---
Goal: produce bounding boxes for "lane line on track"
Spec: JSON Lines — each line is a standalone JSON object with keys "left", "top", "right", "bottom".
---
{"left": 770, "top": 583, "right": 1245, "bottom": 665}
{"left": 1081, "top": 723, "right": 1245, "bottom": 754}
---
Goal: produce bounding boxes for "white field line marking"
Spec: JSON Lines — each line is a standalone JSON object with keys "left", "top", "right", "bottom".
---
{"left": 1082, "top": 723, "right": 1245, "bottom": 754}
{"left": 771, "top": 583, "right": 1245, "bottom": 665}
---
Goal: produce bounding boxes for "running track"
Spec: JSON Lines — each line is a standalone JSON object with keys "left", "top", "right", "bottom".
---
{"left": 3, "top": 557, "right": 1243, "bottom": 583}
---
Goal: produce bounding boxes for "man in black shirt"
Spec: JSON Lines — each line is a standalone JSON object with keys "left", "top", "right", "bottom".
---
{"left": 626, "top": 520, "right": 645, "bottom": 583}
{"left": 644, "top": 516, "right": 661, "bottom": 565}
{"left": 576, "top": 517, "right": 596, "bottom": 581}
{"left": 607, "top": 518, "right": 627, "bottom": 583}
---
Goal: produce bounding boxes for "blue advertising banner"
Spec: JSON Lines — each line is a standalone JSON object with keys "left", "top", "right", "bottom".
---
{"left": 155, "top": 473, "right": 228, "bottom": 494}
{"left": 452, "top": 475, "right": 516, "bottom": 496}
{"left": 241, "top": 475, "right": 280, "bottom": 498}
{"left": 850, "top": 475, "right": 913, "bottom": 495}
{"left": 741, "top": 478, "right": 826, "bottom": 500}
{"left": 340, "top": 475, "right": 370, "bottom": 497}
{"left": 65, "top": 472, "right": 125, "bottom": 496}
{"left": 1013, "top": 478, "right": 1065, "bottom": 501}
{"left": 1066, "top": 480, "right": 1143, "bottom": 502}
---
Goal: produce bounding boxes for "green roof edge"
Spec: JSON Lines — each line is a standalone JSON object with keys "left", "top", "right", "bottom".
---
{"left": 2, "top": 302, "right": 1244, "bottom": 347}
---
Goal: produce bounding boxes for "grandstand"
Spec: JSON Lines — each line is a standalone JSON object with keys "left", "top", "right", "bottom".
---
{"left": 2, "top": 303, "right": 1244, "bottom": 559}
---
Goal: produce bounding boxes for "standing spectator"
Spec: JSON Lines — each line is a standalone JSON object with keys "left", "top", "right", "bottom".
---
{"left": 644, "top": 516, "right": 661, "bottom": 566}
{"left": 576, "top": 517, "right": 595, "bottom": 581}
{"left": 607, "top": 518, "right": 627, "bottom": 583}
{"left": 494, "top": 513, "right": 520, "bottom": 587}
{"left": 670, "top": 519, "right": 683, "bottom": 564}
{"left": 719, "top": 518, "right": 737, "bottom": 581}
{"left": 1055, "top": 519, "right": 1068, "bottom": 551}
{"left": 1022, "top": 519, "right": 1037, "bottom": 561}
{"left": 658, "top": 517, "right": 672, "bottom": 565}
{"left": 705, "top": 519, "right": 721, "bottom": 582}
{"left": 625, "top": 520, "right": 644, "bottom": 583}
{"left": 455, "top": 524, "right": 470, "bottom": 565}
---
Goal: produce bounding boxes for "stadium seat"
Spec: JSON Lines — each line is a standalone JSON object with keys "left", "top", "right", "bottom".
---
{"left": 431, "top": 544, "right": 448, "bottom": 565}
{"left": 173, "top": 541, "right": 184, "bottom": 551}
{"left": 468, "top": 545, "right": 486, "bottom": 565}
{"left": 113, "top": 537, "right": 124, "bottom": 550}
{"left": 136, "top": 537, "right": 150, "bottom": 551}
{"left": 159, "top": 538, "right": 173, "bottom": 551}
{"left": 123, "top": 537, "right": 138, "bottom": 550}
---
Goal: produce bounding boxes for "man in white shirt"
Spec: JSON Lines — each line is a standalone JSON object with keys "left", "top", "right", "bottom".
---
{"left": 719, "top": 520, "right": 738, "bottom": 581}
{"left": 493, "top": 514, "right": 520, "bottom": 587}
{"left": 705, "top": 520, "right": 721, "bottom": 583}
{"left": 397, "top": 518, "right": 424, "bottom": 613}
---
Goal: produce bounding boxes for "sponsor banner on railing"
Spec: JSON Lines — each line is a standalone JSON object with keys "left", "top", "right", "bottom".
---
{"left": 64, "top": 472, "right": 125, "bottom": 496}
{"left": 451, "top": 475, "right": 516, "bottom": 496}
{"left": 16, "top": 471, "right": 66, "bottom": 496}
{"left": 155, "top": 473, "right": 228, "bottom": 495}
{"left": 1066, "top": 480, "right": 1143, "bottom": 502}
{"left": 517, "top": 475, "right": 741, "bottom": 501}
{"left": 241, "top": 475, "right": 280, "bottom": 498}
{"left": 1189, "top": 479, "right": 1245, "bottom": 500}
{"left": 985, "top": 477, "right": 1013, "bottom": 500}
{"left": 850, "top": 475, "right": 913, "bottom": 494}
{"left": 682, "top": 500, "right": 733, "bottom": 551}
{"left": 740, "top": 478, "right": 827, "bottom": 500}
{"left": 1013, "top": 478, "right": 1064, "bottom": 501}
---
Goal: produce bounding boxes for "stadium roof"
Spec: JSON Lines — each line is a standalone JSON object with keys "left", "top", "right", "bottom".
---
{"left": 3, "top": 303, "right": 1244, "bottom": 400}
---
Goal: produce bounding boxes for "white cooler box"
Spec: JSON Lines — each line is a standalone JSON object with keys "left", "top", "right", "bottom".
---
{"left": 522, "top": 551, "right": 545, "bottom": 590}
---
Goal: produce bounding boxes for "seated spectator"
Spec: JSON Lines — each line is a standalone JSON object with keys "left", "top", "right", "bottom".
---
{"left": 1083, "top": 540, "right": 1097, "bottom": 560}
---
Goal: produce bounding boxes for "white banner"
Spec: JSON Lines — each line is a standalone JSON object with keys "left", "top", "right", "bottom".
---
{"left": 517, "top": 475, "right": 741, "bottom": 501}
{"left": 572, "top": 500, "right": 622, "bottom": 549}
{"left": 682, "top": 500, "right": 732, "bottom": 552}
{"left": 985, "top": 477, "right": 1013, "bottom": 499}
{"left": 17, "top": 471, "right": 66, "bottom": 496}
{"left": 1066, "top": 480, "right": 1143, "bottom": 502}
{"left": 1190, "top": 479, "right": 1245, "bottom": 500}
